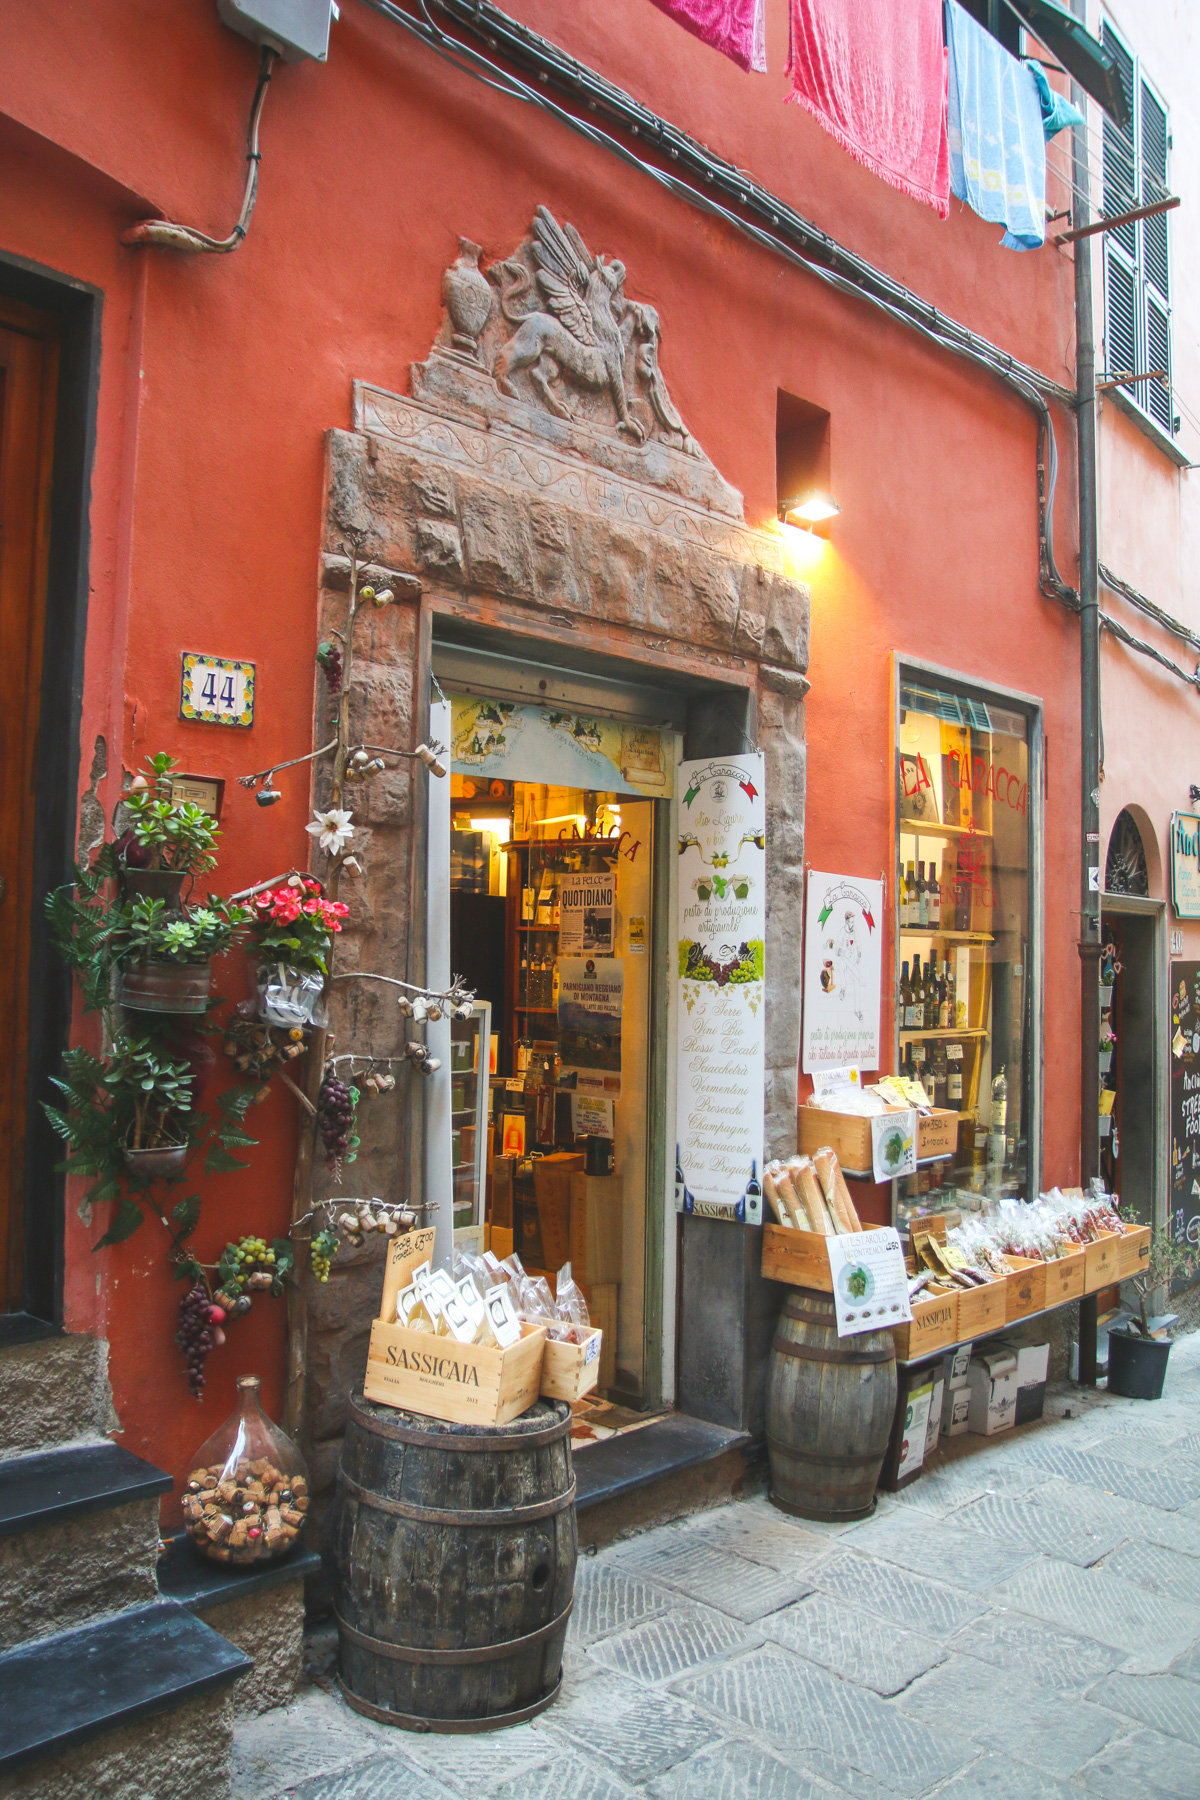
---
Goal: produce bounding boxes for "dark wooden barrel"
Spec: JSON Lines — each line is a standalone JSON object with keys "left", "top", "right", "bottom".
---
{"left": 766, "top": 1289, "right": 897, "bottom": 1523}
{"left": 330, "top": 1393, "right": 577, "bottom": 1732}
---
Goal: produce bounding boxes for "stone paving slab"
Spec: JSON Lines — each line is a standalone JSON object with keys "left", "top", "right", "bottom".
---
{"left": 1006, "top": 1443, "right": 1200, "bottom": 1510}
{"left": 1087, "top": 1669, "right": 1200, "bottom": 1747}
{"left": 1076, "top": 1727, "right": 1200, "bottom": 1799}
{"left": 674, "top": 1643, "right": 975, "bottom": 1798}
{"left": 586, "top": 1597, "right": 757, "bottom": 1685}
{"left": 761, "top": 1591, "right": 946, "bottom": 1696}
{"left": 945, "top": 1607, "right": 1126, "bottom": 1692}
{"left": 991, "top": 1556, "right": 1200, "bottom": 1672}
{"left": 688, "top": 1503, "right": 837, "bottom": 1575}
{"left": 983, "top": 1473, "right": 1200, "bottom": 1559}
{"left": 568, "top": 1560, "right": 673, "bottom": 1645}
{"left": 947, "top": 1481, "right": 1130, "bottom": 1567}
{"left": 278, "top": 1753, "right": 454, "bottom": 1800}
{"left": 836, "top": 1508, "right": 1040, "bottom": 1593}
{"left": 484, "top": 1749, "right": 639, "bottom": 1800}
{"left": 810, "top": 1550, "right": 992, "bottom": 1638}
{"left": 613, "top": 1535, "right": 817, "bottom": 1621}
{"left": 398, "top": 1714, "right": 553, "bottom": 1795}
{"left": 893, "top": 1651, "right": 1125, "bottom": 1779}
{"left": 1100, "top": 1538, "right": 1200, "bottom": 1605}
{"left": 232, "top": 1690, "right": 399, "bottom": 1798}
{"left": 541, "top": 1668, "right": 722, "bottom": 1782}
{"left": 644, "top": 1737, "right": 859, "bottom": 1800}
{"left": 926, "top": 1749, "right": 1087, "bottom": 1800}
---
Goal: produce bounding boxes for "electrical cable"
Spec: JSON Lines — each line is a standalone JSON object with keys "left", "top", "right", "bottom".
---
{"left": 1098, "top": 564, "right": 1200, "bottom": 655}
{"left": 358, "top": 0, "right": 1079, "bottom": 605}
{"left": 1100, "top": 611, "right": 1200, "bottom": 691}
{"left": 122, "top": 46, "right": 276, "bottom": 252}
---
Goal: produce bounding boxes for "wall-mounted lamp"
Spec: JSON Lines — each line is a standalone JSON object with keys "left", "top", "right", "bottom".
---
{"left": 780, "top": 492, "right": 840, "bottom": 531}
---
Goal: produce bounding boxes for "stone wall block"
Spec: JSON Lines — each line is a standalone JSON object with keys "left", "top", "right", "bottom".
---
{"left": 760, "top": 571, "right": 811, "bottom": 672}
{"left": 734, "top": 608, "right": 766, "bottom": 657}
{"left": 415, "top": 518, "right": 465, "bottom": 577}
{"left": 348, "top": 663, "right": 413, "bottom": 749}
{"left": 649, "top": 544, "right": 688, "bottom": 634}
{"left": 688, "top": 553, "right": 745, "bottom": 647}
{"left": 582, "top": 520, "right": 651, "bottom": 628}
{"left": 460, "top": 480, "right": 536, "bottom": 597}
{"left": 359, "top": 767, "right": 412, "bottom": 827}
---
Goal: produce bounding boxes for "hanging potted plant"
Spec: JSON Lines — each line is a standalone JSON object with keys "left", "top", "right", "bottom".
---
{"left": 1107, "top": 1234, "right": 1195, "bottom": 1400}
{"left": 116, "top": 897, "right": 249, "bottom": 1015}
{"left": 45, "top": 1036, "right": 195, "bottom": 1208}
{"left": 1099, "top": 1025, "right": 1116, "bottom": 1074}
{"left": 118, "top": 751, "right": 220, "bottom": 907}
{"left": 247, "top": 878, "right": 349, "bottom": 1028}
{"left": 1099, "top": 941, "right": 1120, "bottom": 1008}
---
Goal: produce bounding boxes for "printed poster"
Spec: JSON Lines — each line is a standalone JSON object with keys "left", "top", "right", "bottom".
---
{"left": 559, "top": 871, "right": 615, "bottom": 956}
{"left": 450, "top": 695, "right": 666, "bottom": 796}
{"left": 557, "top": 956, "right": 623, "bottom": 1098}
{"left": 803, "top": 871, "right": 884, "bottom": 1072}
{"left": 676, "top": 753, "right": 765, "bottom": 1223}
{"left": 571, "top": 1095, "right": 614, "bottom": 1138}
{"left": 826, "top": 1228, "right": 913, "bottom": 1338}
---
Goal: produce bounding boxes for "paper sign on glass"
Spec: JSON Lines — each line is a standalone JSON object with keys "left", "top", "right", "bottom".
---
{"left": 825, "top": 1228, "right": 913, "bottom": 1338}
{"left": 802, "top": 871, "right": 883, "bottom": 1072}
{"left": 871, "top": 1110, "right": 917, "bottom": 1183}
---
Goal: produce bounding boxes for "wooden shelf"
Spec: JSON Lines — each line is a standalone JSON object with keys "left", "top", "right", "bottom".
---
{"left": 899, "top": 928, "right": 994, "bottom": 943}
{"left": 518, "top": 923, "right": 559, "bottom": 931}
{"left": 900, "top": 1028, "right": 988, "bottom": 1043}
{"left": 899, "top": 821, "right": 992, "bottom": 840}
{"left": 515, "top": 1005, "right": 558, "bottom": 1014}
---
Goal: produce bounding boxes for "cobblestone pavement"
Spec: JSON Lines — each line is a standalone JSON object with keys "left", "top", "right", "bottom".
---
{"left": 235, "top": 1333, "right": 1200, "bottom": 1799}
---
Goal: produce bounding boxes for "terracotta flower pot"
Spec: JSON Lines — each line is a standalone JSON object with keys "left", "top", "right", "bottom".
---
{"left": 120, "top": 867, "right": 187, "bottom": 908}
{"left": 119, "top": 958, "right": 212, "bottom": 1015}
{"left": 123, "top": 1143, "right": 188, "bottom": 1179}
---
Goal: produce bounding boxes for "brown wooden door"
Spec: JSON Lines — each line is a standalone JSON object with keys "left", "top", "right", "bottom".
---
{"left": 0, "top": 300, "right": 58, "bottom": 1311}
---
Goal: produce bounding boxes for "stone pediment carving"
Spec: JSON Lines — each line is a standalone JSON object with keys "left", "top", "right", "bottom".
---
{"left": 411, "top": 209, "right": 743, "bottom": 520}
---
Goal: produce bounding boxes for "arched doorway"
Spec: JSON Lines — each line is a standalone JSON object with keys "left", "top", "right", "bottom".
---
{"left": 1106, "top": 809, "right": 1150, "bottom": 897}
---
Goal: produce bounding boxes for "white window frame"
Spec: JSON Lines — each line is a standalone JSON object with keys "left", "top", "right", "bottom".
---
{"left": 1101, "top": 19, "right": 1175, "bottom": 440}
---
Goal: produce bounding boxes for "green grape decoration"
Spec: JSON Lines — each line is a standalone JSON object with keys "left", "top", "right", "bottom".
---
{"left": 311, "top": 1228, "right": 339, "bottom": 1283}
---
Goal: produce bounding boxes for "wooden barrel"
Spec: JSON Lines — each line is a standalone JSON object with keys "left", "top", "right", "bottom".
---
{"left": 766, "top": 1289, "right": 897, "bottom": 1523}
{"left": 330, "top": 1392, "right": 576, "bottom": 1732}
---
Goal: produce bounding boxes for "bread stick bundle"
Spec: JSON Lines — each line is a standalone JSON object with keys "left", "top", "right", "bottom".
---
{"left": 813, "top": 1146, "right": 863, "bottom": 1234}
{"left": 773, "top": 1161, "right": 812, "bottom": 1229}
{"left": 787, "top": 1155, "right": 835, "bottom": 1235}
{"left": 763, "top": 1162, "right": 793, "bottom": 1227}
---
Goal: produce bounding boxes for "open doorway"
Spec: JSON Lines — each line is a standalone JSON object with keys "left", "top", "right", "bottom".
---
{"left": 1099, "top": 896, "right": 1167, "bottom": 1230}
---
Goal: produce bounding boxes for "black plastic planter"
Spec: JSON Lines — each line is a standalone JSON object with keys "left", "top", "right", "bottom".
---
{"left": 1107, "top": 1330, "right": 1171, "bottom": 1400}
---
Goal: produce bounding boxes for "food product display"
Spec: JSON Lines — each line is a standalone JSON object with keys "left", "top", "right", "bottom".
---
{"left": 946, "top": 1182, "right": 1125, "bottom": 1274}
{"left": 182, "top": 1375, "right": 309, "bottom": 1566}
{"left": 764, "top": 1151, "right": 862, "bottom": 1234}
{"left": 387, "top": 1245, "right": 595, "bottom": 1351}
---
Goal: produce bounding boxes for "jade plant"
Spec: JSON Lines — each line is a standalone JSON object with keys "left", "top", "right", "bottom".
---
{"left": 120, "top": 896, "right": 249, "bottom": 966}
{"left": 120, "top": 751, "right": 220, "bottom": 877}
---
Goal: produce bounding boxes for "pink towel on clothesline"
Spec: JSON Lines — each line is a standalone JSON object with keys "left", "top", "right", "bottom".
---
{"left": 788, "top": 0, "right": 950, "bottom": 217}
{"left": 648, "top": 0, "right": 766, "bottom": 74}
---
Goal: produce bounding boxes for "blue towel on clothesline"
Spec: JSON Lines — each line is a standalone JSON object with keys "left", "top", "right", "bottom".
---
{"left": 1029, "top": 61, "right": 1085, "bottom": 142}
{"left": 946, "top": 0, "right": 1047, "bottom": 250}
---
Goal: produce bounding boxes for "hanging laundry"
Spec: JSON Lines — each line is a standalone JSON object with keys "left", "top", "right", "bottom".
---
{"left": 647, "top": 0, "right": 766, "bottom": 74}
{"left": 946, "top": 0, "right": 1047, "bottom": 249}
{"left": 1028, "top": 61, "right": 1086, "bottom": 143}
{"left": 787, "top": 0, "right": 950, "bottom": 218}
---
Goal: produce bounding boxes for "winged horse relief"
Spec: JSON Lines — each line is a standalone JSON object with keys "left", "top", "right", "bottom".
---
{"left": 488, "top": 206, "right": 698, "bottom": 456}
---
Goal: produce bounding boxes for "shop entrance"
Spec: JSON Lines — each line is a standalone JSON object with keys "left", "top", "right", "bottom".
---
{"left": 1100, "top": 896, "right": 1167, "bottom": 1230}
{"left": 436, "top": 648, "right": 681, "bottom": 1435}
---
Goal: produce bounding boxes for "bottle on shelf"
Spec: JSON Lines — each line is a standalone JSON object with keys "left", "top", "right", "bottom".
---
{"left": 930, "top": 863, "right": 941, "bottom": 928}
{"left": 521, "top": 885, "right": 535, "bottom": 923}
{"left": 520, "top": 944, "right": 530, "bottom": 1006}
{"left": 744, "top": 1159, "right": 762, "bottom": 1223}
{"left": 989, "top": 1067, "right": 1008, "bottom": 1169}
{"left": 917, "top": 861, "right": 929, "bottom": 928}
{"left": 932, "top": 1041, "right": 949, "bottom": 1110}
{"left": 900, "top": 959, "right": 912, "bottom": 1028}
{"left": 911, "top": 955, "right": 925, "bottom": 1030}
{"left": 911, "top": 1040, "right": 928, "bottom": 1094}
{"left": 939, "top": 958, "right": 952, "bottom": 1029}
{"left": 946, "top": 1039, "right": 964, "bottom": 1107}
{"left": 953, "top": 852, "right": 970, "bottom": 932}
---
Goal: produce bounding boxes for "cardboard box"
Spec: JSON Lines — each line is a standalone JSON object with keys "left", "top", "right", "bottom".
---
{"left": 364, "top": 1228, "right": 546, "bottom": 1426}
{"left": 540, "top": 1328, "right": 603, "bottom": 1403}
{"left": 967, "top": 1351, "right": 1018, "bottom": 1435}
{"left": 925, "top": 1376, "right": 945, "bottom": 1457}
{"left": 943, "top": 1386, "right": 971, "bottom": 1436}
{"left": 943, "top": 1343, "right": 972, "bottom": 1387}
{"left": 569, "top": 1173, "right": 624, "bottom": 1288}
{"left": 1004, "top": 1256, "right": 1048, "bottom": 1323}
{"left": 1043, "top": 1248, "right": 1086, "bottom": 1307}
{"left": 533, "top": 1154, "right": 584, "bottom": 1271}
{"left": 916, "top": 1110, "right": 959, "bottom": 1162}
{"left": 996, "top": 1340, "right": 1049, "bottom": 1426}
{"left": 589, "top": 1281, "right": 618, "bottom": 1390}
{"left": 893, "top": 1288, "right": 959, "bottom": 1361}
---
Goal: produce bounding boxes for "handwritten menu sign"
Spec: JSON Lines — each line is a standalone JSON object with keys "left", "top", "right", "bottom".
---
{"left": 1171, "top": 962, "right": 1200, "bottom": 1252}
{"left": 676, "top": 753, "right": 765, "bottom": 1223}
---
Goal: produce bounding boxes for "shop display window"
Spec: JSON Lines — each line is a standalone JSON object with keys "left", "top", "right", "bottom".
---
{"left": 895, "top": 669, "right": 1040, "bottom": 1224}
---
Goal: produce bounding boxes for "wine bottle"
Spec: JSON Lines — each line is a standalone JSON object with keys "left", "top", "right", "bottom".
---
{"left": 901, "top": 960, "right": 912, "bottom": 1028}
{"left": 520, "top": 945, "right": 529, "bottom": 1006}
{"left": 930, "top": 863, "right": 941, "bottom": 928}
{"left": 906, "top": 860, "right": 917, "bottom": 927}
{"left": 912, "top": 955, "right": 925, "bottom": 1030}
{"left": 946, "top": 1040, "right": 963, "bottom": 1106}
{"left": 917, "top": 861, "right": 929, "bottom": 928}
{"left": 938, "top": 959, "right": 951, "bottom": 1029}
{"left": 744, "top": 1159, "right": 762, "bottom": 1225}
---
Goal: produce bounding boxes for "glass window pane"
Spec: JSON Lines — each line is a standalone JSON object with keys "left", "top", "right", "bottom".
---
{"left": 897, "top": 674, "right": 1034, "bottom": 1226}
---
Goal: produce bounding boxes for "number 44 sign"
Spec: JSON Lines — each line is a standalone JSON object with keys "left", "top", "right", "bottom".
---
{"left": 180, "top": 654, "right": 255, "bottom": 728}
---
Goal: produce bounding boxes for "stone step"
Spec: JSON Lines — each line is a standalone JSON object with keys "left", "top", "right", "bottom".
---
{"left": 0, "top": 1332, "right": 116, "bottom": 1462}
{"left": 0, "top": 1443, "right": 171, "bottom": 1651}
{"left": 0, "top": 1601, "right": 251, "bottom": 1789}
{"left": 574, "top": 1413, "right": 759, "bottom": 1549}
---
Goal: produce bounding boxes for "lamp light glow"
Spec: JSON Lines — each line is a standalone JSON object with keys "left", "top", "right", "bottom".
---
{"left": 781, "top": 491, "right": 840, "bottom": 529}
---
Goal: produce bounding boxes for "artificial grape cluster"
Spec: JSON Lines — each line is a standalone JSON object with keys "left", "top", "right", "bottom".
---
{"left": 177, "top": 1282, "right": 216, "bottom": 1398}
{"left": 316, "top": 641, "right": 343, "bottom": 694}
{"left": 220, "top": 1235, "right": 278, "bottom": 1296}
{"left": 317, "top": 1070, "right": 359, "bottom": 1170}
{"left": 311, "top": 1228, "right": 340, "bottom": 1283}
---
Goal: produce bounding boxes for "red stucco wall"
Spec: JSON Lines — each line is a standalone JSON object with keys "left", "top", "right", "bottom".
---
{"left": 1, "top": 0, "right": 1083, "bottom": 1501}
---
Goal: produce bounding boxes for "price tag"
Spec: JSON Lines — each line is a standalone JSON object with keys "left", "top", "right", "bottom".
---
{"left": 812, "top": 1066, "right": 860, "bottom": 1097}
{"left": 180, "top": 653, "right": 255, "bottom": 727}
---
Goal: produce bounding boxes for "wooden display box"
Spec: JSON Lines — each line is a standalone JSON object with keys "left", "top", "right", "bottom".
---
{"left": 569, "top": 1173, "right": 624, "bottom": 1288}
{"left": 1084, "top": 1233, "right": 1123, "bottom": 1292}
{"left": 533, "top": 1153, "right": 584, "bottom": 1271}
{"left": 893, "top": 1289, "right": 959, "bottom": 1360}
{"left": 364, "top": 1227, "right": 546, "bottom": 1426}
{"left": 1115, "top": 1224, "right": 1152, "bottom": 1281}
{"left": 797, "top": 1104, "right": 958, "bottom": 1176}
{"left": 540, "top": 1328, "right": 603, "bottom": 1403}
{"left": 1043, "top": 1248, "right": 1087, "bottom": 1307}
{"left": 955, "top": 1276, "right": 1006, "bottom": 1339}
{"left": 761, "top": 1221, "right": 885, "bottom": 1291}
{"left": 1004, "top": 1256, "right": 1048, "bottom": 1323}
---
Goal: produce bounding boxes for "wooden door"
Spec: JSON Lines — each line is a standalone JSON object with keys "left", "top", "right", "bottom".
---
{"left": 0, "top": 299, "right": 58, "bottom": 1311}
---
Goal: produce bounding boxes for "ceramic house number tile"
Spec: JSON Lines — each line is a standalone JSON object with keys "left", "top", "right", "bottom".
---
{"left": 180, "top": 653, "right": 255, "bottom": 727}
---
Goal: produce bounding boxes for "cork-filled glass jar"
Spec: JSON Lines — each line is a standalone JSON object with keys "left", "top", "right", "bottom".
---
{"left": 182, "top": 1375, "right": 309, "bottom": 1565}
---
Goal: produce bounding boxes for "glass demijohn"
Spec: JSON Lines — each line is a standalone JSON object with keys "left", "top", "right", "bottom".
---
{"left": 182, "top": 1375, "right": 309, "bottom": 1566}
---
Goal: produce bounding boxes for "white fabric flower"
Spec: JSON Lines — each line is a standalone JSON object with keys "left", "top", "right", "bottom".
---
{"left": 306, "top": 807, "right": 355, "bottom": 856}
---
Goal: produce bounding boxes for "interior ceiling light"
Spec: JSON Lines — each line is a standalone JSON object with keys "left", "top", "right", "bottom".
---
{"left": 781, "top": 493, "right": 840, "bottom": 530}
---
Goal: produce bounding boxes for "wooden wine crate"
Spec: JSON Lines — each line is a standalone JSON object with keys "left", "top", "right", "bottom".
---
{"left": 1115, "top": 1224, "right": 1152, "bottom": 1282}
{"left": 892, "top": 1288, "right": 958, "bottom": 1360}
{"left": 797, "top": 1104, "right": 959, "bottom": 1175}
{"left": 761, "top": 1221, "right": 886, "bottom": 1292}
{"left": 955, "top": 1275, "right": 1007, "bottom": 1338}
{"left": 1043, "top": 1248, "right": 1087, "bottom": 1306}
{"left": 1084, "top": 1232, "right": 1123, "bottom": 1292}
{"left": 569, "top": 1173, "right": 624, "bottom": 1287}
{"left": 364, "top": 1319, "right": 546, "bottom": 1426}
{"left": 1004, "top": 1256, "right": 1048, "bottom": 1323}
{"left": 540, "top": 1328, "right": 603, "bottom": 1403}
